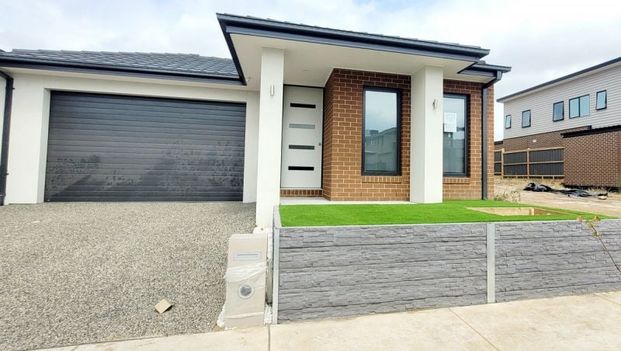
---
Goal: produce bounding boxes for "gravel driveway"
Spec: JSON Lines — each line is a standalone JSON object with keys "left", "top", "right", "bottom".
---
{"left": 0, "top": 202, "right": 255, "bottom": 351}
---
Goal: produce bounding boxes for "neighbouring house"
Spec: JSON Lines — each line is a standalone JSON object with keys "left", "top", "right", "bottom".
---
{"left": 496, "top": 57, "right": 621, "bottom": 188}
{"left": 0, "top": 14, "right": 510, "bottom": 229}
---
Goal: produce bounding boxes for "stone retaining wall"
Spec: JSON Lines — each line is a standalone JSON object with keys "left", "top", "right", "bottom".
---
{"left": 275, "top": 219, "right": 621, "bottom": 322}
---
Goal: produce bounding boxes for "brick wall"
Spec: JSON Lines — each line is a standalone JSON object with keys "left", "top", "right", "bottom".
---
{"left": 498, "top": 126, "right": 590, "bottom": 152}
{"left": 322, "top": 69, "right": 494, "bottom": 200}
{"left": 563, "top": 129, "right": 621, "bottom": 188}
{"left": 442, "top": 80, "right": 494, "bottom": 199}
{"left": 322, "top": 69, "right": 411, "bottom": 200}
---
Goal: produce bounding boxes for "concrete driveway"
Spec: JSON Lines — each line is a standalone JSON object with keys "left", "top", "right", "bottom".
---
{"left": 0, "top": 202, "right": 255, "bottom": 351}
{"left": 40, "top": 291, "right": 621, "bottom": 351}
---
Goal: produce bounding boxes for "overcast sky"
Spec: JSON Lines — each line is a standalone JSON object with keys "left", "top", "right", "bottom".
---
{"left": 1, "top": 0, "right": 619, "bottom": 140}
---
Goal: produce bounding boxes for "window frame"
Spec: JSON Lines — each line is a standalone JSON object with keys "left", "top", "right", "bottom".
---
{"left": 521, "top": 110, "right": 531, "bottom": 128}
{"left": 443, "top": 93, "right": 469, "bottom": 178}
{"left": 552, "top": 101, "right": 564, "bottom": 122}
{"left": 569, "top": 94, "right": 590, "bottom": 118}
{"left": 361, "top": 86, "right": 402, "bottom": 176}
{"left": 596, "top": 90, "right": 607, "bottom": 110}
{"left": 504, "top": 114, "right": 511, "bottom": 129}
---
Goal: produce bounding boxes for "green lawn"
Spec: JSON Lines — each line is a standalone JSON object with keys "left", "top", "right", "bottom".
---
{"left": 279, "top": 200, "right": 610, "bottom": 227}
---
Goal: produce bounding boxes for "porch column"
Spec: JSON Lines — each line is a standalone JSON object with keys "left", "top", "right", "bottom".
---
{"left": 255, "top": 48, "right": 285, "bottom": 229}
{"left": 410, "top": 66, "right": 444, "bottom": 203}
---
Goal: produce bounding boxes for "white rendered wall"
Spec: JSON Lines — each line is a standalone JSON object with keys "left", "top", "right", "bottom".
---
{"left": 503, "top": 64, "right": 621, "bottom": 139}
{"left": 410, "top": 66, "right": 444, "bottom": 203}
{"left": 4, "top": 71, "right": 259, "bottom": 205}
{"left": 255, "top": 48, "right": 285, "bottom": 229}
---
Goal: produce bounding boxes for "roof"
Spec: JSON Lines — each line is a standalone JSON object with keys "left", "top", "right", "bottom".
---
{"left": 498, "top": 56, "right": 621, "bottom": 103}
{"left": 0, "top": 14, "right": 510, "bottom": 85}
{"left": 217, "top": 13, "right": 496, "bottom": 66}
{"left": 0, "top": 49, "right": 240, "bottom": 82}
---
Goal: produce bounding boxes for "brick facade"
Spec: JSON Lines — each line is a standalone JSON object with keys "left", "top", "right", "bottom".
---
{"left": 320, "top": 68, "right": 494, "bottom": 200}
{"left": 280, "top": 189, "right": 323, "bottom": 197}
{"left": 497, "top": 126, "right": 591, "bottom": 152}
{"left": 563, "top": 128, "right": 621, "bottom": 188}
{"left": 322, "top": 69, "right": 410, "bottom": 200}
{"left": 442, "top": 80, "right": 494, "bottom": 200}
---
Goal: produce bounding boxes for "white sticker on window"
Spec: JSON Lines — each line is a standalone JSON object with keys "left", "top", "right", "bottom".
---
{"left": 444, "top": 112, "right": 457, "bottom": 133}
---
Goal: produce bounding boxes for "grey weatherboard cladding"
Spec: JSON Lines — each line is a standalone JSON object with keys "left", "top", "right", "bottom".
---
{"left": 45, "top": 92, "right": 246, "bottom": 201}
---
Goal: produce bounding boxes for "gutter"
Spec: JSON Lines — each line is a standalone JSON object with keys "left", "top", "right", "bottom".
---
{"left": 0, "top": 70, "right": 13, "bottom": 205}
{"left": 481, "top": 71, "right": 503, "bottom": 200}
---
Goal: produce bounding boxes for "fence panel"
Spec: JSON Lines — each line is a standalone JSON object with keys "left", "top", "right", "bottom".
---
{"left": 499, "top": 147, "right": 564, "bottom": 178}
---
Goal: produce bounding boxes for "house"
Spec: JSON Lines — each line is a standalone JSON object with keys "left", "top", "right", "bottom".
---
{"left": 0, "top": 14, "right": 510, "bottom": 229}
{"left": 497, "top": 57, "right": 620, "bottom": 187}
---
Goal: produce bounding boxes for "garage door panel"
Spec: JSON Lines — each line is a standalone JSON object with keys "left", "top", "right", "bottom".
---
{"left": 46, "top": 157, "right": 244, "bottom": 169}
{"left": 52, "top": 93, "right": 246, "bottom": 111}
{"left": 49, "top": 122, "right": 245, "bottom": 136}
{"left": 50, "top": 115, "right": 246, "bottom": 130}
{"left": 45, "top": 92, "right": 246, "bottom": 202}
{"left": 47, "top": 139, "right": 245, "bottom": 151}
{"left": 48, "top": 127, "right": 245, "bottom": 142}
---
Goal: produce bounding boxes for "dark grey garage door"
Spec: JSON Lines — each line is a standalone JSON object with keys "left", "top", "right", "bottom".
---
{"left": 45, "top": 92, "right": 246, "bottom": 201}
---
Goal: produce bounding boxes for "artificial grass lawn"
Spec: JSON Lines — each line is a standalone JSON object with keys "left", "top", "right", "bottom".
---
{"left": 279, "top": 200, "right": 610, "bottom": 227}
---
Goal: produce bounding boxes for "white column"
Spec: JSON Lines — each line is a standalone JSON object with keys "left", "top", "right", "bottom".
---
{"left": 5, "top": 76, "right": 50, "bottom": 204}
{"left": 410, "top": 66, "right": 444, "bottom": 203}
{"left": 242, "top": 91, "right": 260, "bottom": 203}
{"left": 255, "top": 48, "right": 285, "bottom": 229}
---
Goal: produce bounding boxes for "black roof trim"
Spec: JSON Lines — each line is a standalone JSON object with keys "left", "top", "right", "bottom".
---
{"left": 0, "top": 58, "right": 243, "bottom": 85}
{"left": 562, "top": 124, "right": 621, "bottom": 138}
{"left": 217, "top": 13, "right": 491, "bottom": 66}
{"left": 498, "top": 56, "right": 621, "bottom": 102}
{"left": 458, "top": 61, "right": 511, "bottom": 78}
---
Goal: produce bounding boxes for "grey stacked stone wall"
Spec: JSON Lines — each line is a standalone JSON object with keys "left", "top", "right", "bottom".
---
{"left": 495, "top": 220, "right": 621, "bottom": 302}
{"left": 277, "top": 224, "right": 488, "bottom": 322}
{"left": 276, "top": 219, "right": 621, "bottom": 323}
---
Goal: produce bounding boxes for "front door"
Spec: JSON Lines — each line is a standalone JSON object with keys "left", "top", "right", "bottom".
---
{"left": 280, "top": 86, "right": 323, "bottom": 189}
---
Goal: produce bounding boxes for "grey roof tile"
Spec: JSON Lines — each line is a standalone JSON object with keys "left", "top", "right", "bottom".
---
{"left": 0, "top": 49, "right": 239, "bottom": 79}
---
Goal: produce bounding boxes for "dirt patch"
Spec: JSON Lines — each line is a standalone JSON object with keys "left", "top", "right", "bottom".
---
{"left": 494, "top": 177, "right": 621, "bottom": 217}
{"left": 468, "top": 207, "right": 566, "bottom": 216}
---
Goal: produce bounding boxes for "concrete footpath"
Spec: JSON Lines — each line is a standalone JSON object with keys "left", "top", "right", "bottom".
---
{"left": 40, "top": 291, "right": 621, "bottom": 351}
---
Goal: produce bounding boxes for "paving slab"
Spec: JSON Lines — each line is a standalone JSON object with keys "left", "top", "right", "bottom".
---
{"left": 596, "top": 290, "right": 621, "bottom": 306}
{"left": 451, "top": 294, "right": 621, "bottom": 351}
{"left": 270, "top": 308, "right": 496, "bottom": 351}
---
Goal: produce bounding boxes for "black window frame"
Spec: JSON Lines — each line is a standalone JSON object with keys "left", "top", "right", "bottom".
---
{"left": 569, "top": 94, "right": 590, "bottom": 118}
{"left": 521, "top": 110, "right": 531, "bottom": 128}
{"left": 361, "top": 86, "right": 402, "bottom": 176}
{"left": 504, "top": 114, "right": 511, "bottom": 129}
{"left": 443, "top": 93, "right": 469, "bottom": 178}
{"left": 552, "top": 101, "right": 564, "bottom": 122}
{"left": 596, "top": 90, "right": 607, "bottom": 110}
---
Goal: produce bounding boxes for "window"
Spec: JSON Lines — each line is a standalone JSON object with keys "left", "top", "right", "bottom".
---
{"left": 443, "top": 94, "right": 467, "bottom": 176}
{"left": 553, "top": 101, "right": 564, "bottom": 121}
{"left": 362, "top": 88, "right": 400, "bottom": 175}
{"left": 569, "top": 94, "right": 590, "bottom": 118}
{"left": 504, "top": 115, "right": 511, "bottom": 129}
{"left": 522, "top": 110, "right": 531, "bottom": 128}
{"left": 596, "top": 90, "right": 607, "bottom": 110}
